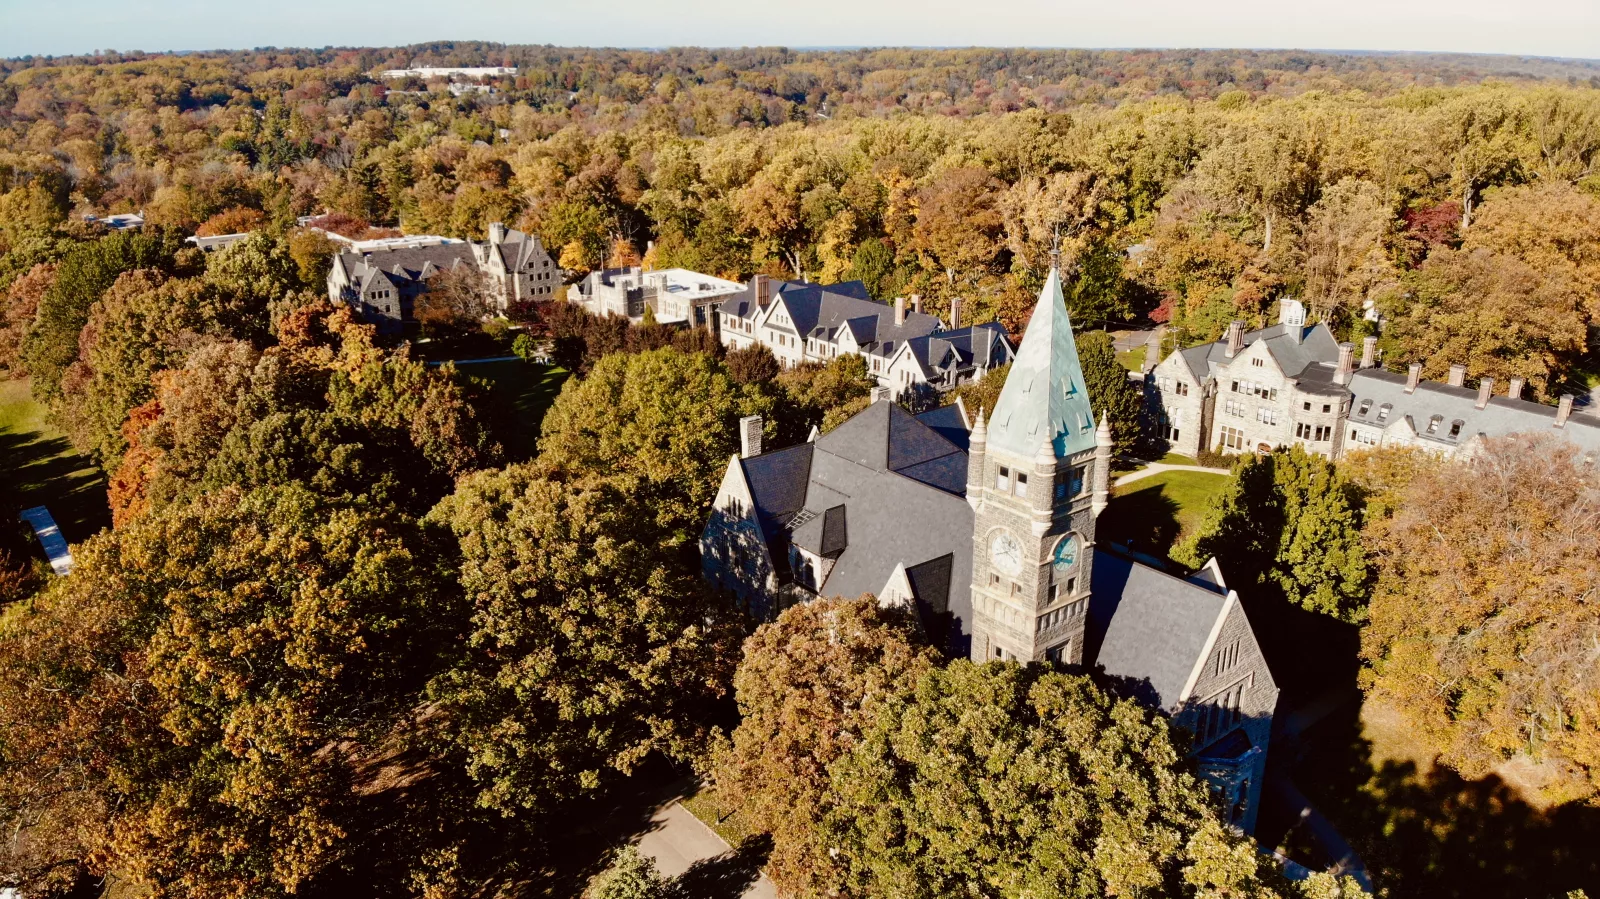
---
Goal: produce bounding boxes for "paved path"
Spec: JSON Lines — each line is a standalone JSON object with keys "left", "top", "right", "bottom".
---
{"left": 1112, "top": 462, "right": 1228, "bottom": 487}
{"left": 637, "top": 798, "right": 777, "bottom": 898}
{"left": 19, "top": 506, "right": 72, "bottom": 575}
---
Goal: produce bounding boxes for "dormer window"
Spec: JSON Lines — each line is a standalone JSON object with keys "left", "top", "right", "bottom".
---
{"left": 1358, "top": 399, "right": 1372, "bottom": 416}
{"left": 1448, "top": 420, "right": 1464, "bottom": 439}
{"left": 1427, "top": 414, "right": 1443, "bottom": 435}
{"left": 1377, "top": 403, "right": 1392, "bottom": 423}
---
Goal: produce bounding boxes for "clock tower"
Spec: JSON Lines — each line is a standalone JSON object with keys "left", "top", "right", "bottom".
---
{"left": 967, "top": 263, "right": 1113, "bottom": 664}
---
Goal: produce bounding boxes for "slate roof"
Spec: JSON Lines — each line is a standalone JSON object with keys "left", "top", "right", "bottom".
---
{"left": 1177, "top": 322, "right": 1340, "bottom": 383}
{"left": 1087, "top": 553, "right": 1230, "bottom": 712}
{"left": 337, "top": 243, "right": 476, "bottom": 291}
{"left": 988, "top": 268, "right": 1098, "bottom": 459}
{"left": 914, "top": 403, "right": 971, "bottom": 452}
{"left": 734, "top": 400, "right": 974, "bottom": 628}
{"left": 899, "top": 323, "right": 1012, "bottom": 379}
{"left": 1347, "top": 369, "right": 1600, "bottom": 454}
{"left": 717, "top": 280, "right": 943, "bottom": 358}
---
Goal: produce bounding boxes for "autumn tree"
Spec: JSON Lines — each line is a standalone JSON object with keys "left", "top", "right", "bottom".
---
{"left": 772, "top": 353, "right": 876, "bottom": 439}
{"left": 0, "top": 485, "right": 457, "bottom": 898}
{"left": 423, "top": 464, "right": 742, "bottom": 817}
{"left": 822, "top": 661, "right": 1335, "bottom": 899}
{"left": 713, "top": 596, "right": 937, "bottom": 896}
{"left": 1362, "top": 435, "right": 1600, "bottom": 804}
{"left": 1077, "top": 330, "right": 1143, "bottom": 460}
{"left": 0, "top": 261, "right": 55, "bottom": 372}
{"left": 1299, "top": 178, "right": 1399, "bottom": 326}
{"left": 1175, "top": 447, "right": 1371, "bottom": 622}
{"left": 1464, "top": 181, "right": 1600, "bottom": 321}
{"left": 1378, "top": 246, "right": 1587, "bottom": 399}
{"left": 946, "top": 362, "right": 1010, "bottom": 419}
{"left": 415, "top": 264, "right": 496, "bottom": 339}
{"left": 723, "top": 342, "right": 782, "bottom": 385}
{"left": 21, "top": 227, "right": 186, "bottom": 405}
{"left": 913, "top": 166, "right": 1006, "bottom": 284}
{"left": 536, "top": 346, "right": 773, "bottom": 536}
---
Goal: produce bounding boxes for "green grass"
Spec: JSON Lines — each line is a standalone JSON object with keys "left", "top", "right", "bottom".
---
{"left": 1157, "top": 452, "right": 1198, "bottom": 466}
{"left": 0, "top": 378, "right": 109, "bottom": 545}
{"left": 1115, "top": 346, "right": 1146, "bottom": 372}
{"left": 457, "top": 360, "right": 570, "bottom": 459}
{"left": 1098, "top": 469, "right": 1228, "bottom": 561}
{"left": 679, "top": 784, "right": 757, "bottom": 848}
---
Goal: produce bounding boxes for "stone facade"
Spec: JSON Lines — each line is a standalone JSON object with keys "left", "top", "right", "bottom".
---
{"left": 570, "top": 265, "right": 745, "bottom": 326}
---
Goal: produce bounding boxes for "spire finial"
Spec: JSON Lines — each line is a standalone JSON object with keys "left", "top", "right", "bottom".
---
{"left": 1049, "top": 224, "right": 1061, "bottom": 273}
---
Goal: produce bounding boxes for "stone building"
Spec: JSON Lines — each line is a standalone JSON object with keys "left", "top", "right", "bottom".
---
{"left": 326, "top": 222, "right": 558, "bottom": 332}
{"left": 1147, "top": 299, "right": 1600, "bottom": 462}
{"left": 1147, "top": 301, "right": 1349, "bottom": 459}
{"left": 716, "top": 275, "right": 1012, "bottom": 397}
{"left": 569, "top": 265, "right": 745, "bottom": 326}
{"left": 701, "top": 267, "right": 1279, "bottom": 833}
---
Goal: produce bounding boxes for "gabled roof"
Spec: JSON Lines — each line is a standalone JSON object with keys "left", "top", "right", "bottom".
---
{"left": 718, "top": 280, "right": 941, "bottom": 355}
{"left": 914, "top": 403, "right": 971, "bottom": 452}
{"left": 337, "top": 243, "right": 477, "bottom": 289}
{"left": 1178, "top": 322, "right": 1340, "bottom": 383}
{"left": 987, "top": 268, "right": 1097, "bottom": 459}
{"left": 900, "top": 323, "right": 1012, "bottom": 378}
{"left": 1087, "top": 553, "right": 1233, "bottom": 712}
{"left": 1347, "top": 369, "right": 1600, "bottom": 453}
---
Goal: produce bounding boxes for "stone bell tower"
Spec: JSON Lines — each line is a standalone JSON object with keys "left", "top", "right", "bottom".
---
{"left": 967, "top": 263, "right": 1113, "bottom": 664}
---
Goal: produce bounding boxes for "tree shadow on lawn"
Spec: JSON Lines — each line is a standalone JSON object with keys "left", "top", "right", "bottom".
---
{"left": 0, "top": 429, "right": 109, "bottom": 544}
{"left": 1276, "top": 696, "right": 1600, "bottom": 898}
{"left": 1098, "top": 483, "right": 1182, "bottom": 559}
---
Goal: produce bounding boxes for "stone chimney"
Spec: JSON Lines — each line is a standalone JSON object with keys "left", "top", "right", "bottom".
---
{"left": 1447, "top": 364, "right": 1466, "bottom": 388}
{"left": 894, "top": 296, "right": 906, "bottom": 327}
{"left": 489, "top": 222, "right": 506, "bottom": 245}
{"left": 911, "top": 294, "right": 922, "bottom": 315}
{"left": 1507, "top": 377, "right": 1525, "bottom": 401}
{"left": 752, "top": 274, "right": 772, "bottom": 308}
{"left": 1476, "top": 377, "right": 1494, "bottom": 409}
{"left": 1224, "top": 320, "right": 1245, "bottom": 359}
{"left": 870, "top": 385, "right": 892, "bottom": 404}
{"left": 739, "top": 415, "right": 763, "bottom": 458}
{"left": 1334, "top": 343, "right": 1356, "bottom": 386}
{"left": 950, "top": 297, "right": 962, "bottom": 330}
{"left": 1405, "top": 363, "right": 1422, "bottom": 394}
{"left": 1360, "top": 336, "right": 1378, "bottom": 369}
{"left": 1556, "top": 395, "right": 1575, "bottom": 428}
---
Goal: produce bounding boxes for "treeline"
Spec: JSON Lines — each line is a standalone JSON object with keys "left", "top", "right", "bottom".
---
{"left": 3, "top": 48, "right": 1600, "bottom": 395}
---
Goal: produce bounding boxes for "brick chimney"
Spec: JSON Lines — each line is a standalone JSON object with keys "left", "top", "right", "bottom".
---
{"left": 752, "top": 274, "right": 772, "bottom": 308}
{"left": 1556, "top": 395, "right": 1575, "bottom": 428}
{"left": 894, "top": 296, "right": 906, "bottom": 327}
{"left": 1334, "top": 342, "right": 1356, "bottom": 386}
{"left": 911, "top": 294, "right": 922, "bottom": 315}
{"left": 1476, "top": 377, "right": 1494, "bottom": 409}
{"left": 1405, "top": 362, "right": 1422, "bottom": 394}
{"left": 1447, "top": 364, "right": 1466, "bottom": 387}
{"left": 739, "top": 415, "right": 763, "bottom": 458}
{"left": 950, "top": 297, "right": 962, "bottom": 330}
{"left": 1222, "top": 316, "right": 1248, "bottom": 355}
{"left": 1360, "top": 336, "right": 1378, "bottom": 369}
{"left": 1507, "top": 377, "right": 1525, "bottom": 401}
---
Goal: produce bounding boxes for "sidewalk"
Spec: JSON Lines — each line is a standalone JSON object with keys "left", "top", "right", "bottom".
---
{"left": 1112, "top": 461, "right": 1228, "bottom": 487}
{"left": 636, "top": 795, "right": 777, "bottom": 898}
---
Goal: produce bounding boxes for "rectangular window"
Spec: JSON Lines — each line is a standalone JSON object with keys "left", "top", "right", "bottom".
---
{"left": 1315, "top": 425, "right": 1331, "bottom": 442}
{"left": 991, "top": 573, "right": 1001, "bottom": 586}
{"left": 1256, "top": 407, "right": 1277, "bottom": 425}
{"left": 1174, "top": 381, "right": 1189, "bottom": 396}
{"left": 1048, "top": 583, "right": 1058, "bottom": 603}
{"left": 1014, "top": 471, "right": 1028, "bottom": 498}
{"left": 1302, "top": 401, "right": 1312, "bottom": 411}
{"left": 1230, "top": 380, "right": 1240, "bottom": 393}
{"left": 996, "top": 466, "right": 1010, "bottom": 492}
{"left": 1252, "top": 357, "right": 1265, "bottom": 368}
{"left": 1010, "top": 581, "right": 1021, "bottom": 597}
{"left": 1219, "top": 426, "right": 1246, "bottom": 451}
{"left": 1322, "top": 404, "right": 1332, "bottom": 414}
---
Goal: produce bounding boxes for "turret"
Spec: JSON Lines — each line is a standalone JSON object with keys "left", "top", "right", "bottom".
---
{"left": 1092, "top": 412, "right": 1113, "bottom": 519}
{"left": 966, "top": 408, "right": 987, "bottom": 510}
{"left": 1030, "top": 439, "right": 1056, "bottom": 537}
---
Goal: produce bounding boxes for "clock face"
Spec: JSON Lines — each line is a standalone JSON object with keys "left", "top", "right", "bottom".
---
{"left": 1053, "top": 536, "right": 1079, "bottom": 572}
{"left": 990, "top": 531, "right": 1023, "bottom": 576}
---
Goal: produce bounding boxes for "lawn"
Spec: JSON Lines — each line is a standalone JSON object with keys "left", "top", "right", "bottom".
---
{"left": 0, "top": 378, "right": 109, "bottom": 545}
{"left": 1097, "top": 469, "right": 1228, "bottom": 561}
{"left": 1115, "top": 345, "right": 1146, "bottom": 372}
{"left": 453, "top": 360, "right": 570, "bottom": 459}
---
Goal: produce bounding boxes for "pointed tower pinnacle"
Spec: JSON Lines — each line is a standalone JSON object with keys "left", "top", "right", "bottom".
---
{"left": 1095, "top": 411, "right": 1113, "bottom": 447}
{"left": 965, "top": 407, "right": 988, "bottom": 510}
{"left": 985, "top": 267, "right": 1097, "bottom": 460}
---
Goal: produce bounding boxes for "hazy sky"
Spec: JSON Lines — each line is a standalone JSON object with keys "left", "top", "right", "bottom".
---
{"left": 4, "top": 0, "right": 1600, "bottom": 60}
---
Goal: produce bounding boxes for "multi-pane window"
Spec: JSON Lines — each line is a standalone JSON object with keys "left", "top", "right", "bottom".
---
{"left": 1159, "top": 410, "right": 1181, "bottom": 442}
{"left": 1219, "top": 426, "right": 1246, "bottom": 451}
{"left": 1195, "top": 678, "right": 1250, "bottom": 747}
{"left": 1295, "top": 423, "right": 1333, "bottom": 441}
{"left": 1256, "top": 407, "right": 1278, "bottom": 425}
{"left": 1173, "top": 381, "right": 1190, "bottom": 396}
{"left": 1214, "top": 640, "right": 1241, "bottom": 676}
{"left": 1224, "top": 399, "right": 1246, "bottom": 418}
{"left": 1251, "top": 357, "right": 1265, "bottom": 368}
{"left": 1349, "top": 428, "right": 1380, "bottom": 447}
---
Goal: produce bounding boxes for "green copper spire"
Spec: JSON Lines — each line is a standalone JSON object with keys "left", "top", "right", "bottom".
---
{"left": 986, "top": 266, "right": 1098, "bottom": 459}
